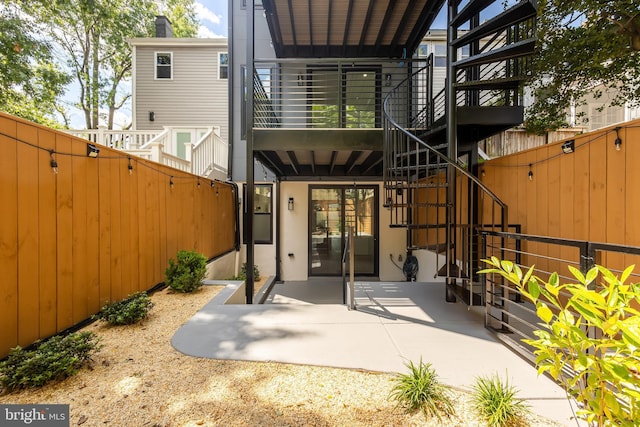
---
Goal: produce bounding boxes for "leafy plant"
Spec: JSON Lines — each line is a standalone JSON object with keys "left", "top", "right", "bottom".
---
{"left": 0, "top": 332, "right": 101, "bottom": 390}
{"left": 389, "top": 358, "right": 455, "bottom": 421}
{"left": 229, "top": 263, "right": 261, "bottom": 281}
{"left": 165, "top": 250, "right": 207, "bottom": 293}
{"left": 481, "top": 257, "right": 640, "bottom": 426}
{"left": 471, "top": 373, "right": 530, "bottom": 427}
{"left": 95, "top": 292, "right": 154, "bottom": 325}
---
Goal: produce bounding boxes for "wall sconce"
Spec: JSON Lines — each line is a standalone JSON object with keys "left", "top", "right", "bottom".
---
{"left": 561, "top": 140, "right": 574, "bottom": 154}
{"left": 86, "top": 143, "right": 100, "bottom": 158}
{"left": 385, "top": 73, "right": 392, "bottom": 86}
{"left": 288, "top": 197, "right": 294, "bottom": 211}
{"left": 149, "top": 111, "right": 155, "bottom": 122}
{"left": 615, "top": 127, "right": 622, "bottom": 151}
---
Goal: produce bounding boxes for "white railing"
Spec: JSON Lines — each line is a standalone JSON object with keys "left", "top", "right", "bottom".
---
{"left": 65, "top": 127, "right": 160, "bottom": 149}
{"left": 191, "top": 126, "right": 228, "bottom": 177}
{"left": 66, "top": 126, "right": 228, "bottom": 178}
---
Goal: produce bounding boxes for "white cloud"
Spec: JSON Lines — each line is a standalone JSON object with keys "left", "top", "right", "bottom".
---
{"left": 198, "top": 25, "right": 225, "bottom": 39}
{"left": 194, "top": 2, "right": 221, "bottom": 26}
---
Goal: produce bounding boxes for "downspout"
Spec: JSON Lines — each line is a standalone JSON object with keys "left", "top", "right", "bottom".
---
{"left": 275, "top": 178, "right": 281, "bottom": 282}
{"left": 227, "top": 0, "right": 234, "bottom": 180}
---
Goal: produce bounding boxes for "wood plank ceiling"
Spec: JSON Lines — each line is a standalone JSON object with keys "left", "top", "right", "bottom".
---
{"left": 262, "top": 0, "right": 445, "bottom": 58}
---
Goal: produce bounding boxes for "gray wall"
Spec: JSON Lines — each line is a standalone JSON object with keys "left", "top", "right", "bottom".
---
{"left": 132, "top": 39, "right": 229, "bottom": 143}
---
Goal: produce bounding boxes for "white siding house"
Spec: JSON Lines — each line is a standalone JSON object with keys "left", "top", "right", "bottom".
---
{"left": 130, "top": 37, "right": 229, "bottom": 143}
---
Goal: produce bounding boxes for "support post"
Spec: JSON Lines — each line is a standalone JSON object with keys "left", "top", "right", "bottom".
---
{"left": 245, "top": 0, "right": 255, "bottom": 304}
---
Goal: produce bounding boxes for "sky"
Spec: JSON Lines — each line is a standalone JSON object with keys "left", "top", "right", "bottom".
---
{"left": 195, "top": 1, "right": 228, "bottom": 38}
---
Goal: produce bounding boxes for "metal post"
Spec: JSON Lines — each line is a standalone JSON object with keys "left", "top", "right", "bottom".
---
{"left": 348, "top": 225, "right": 355, "bottom": 310}
{"left": 445, "top": 0, "right": 459, "bottom": 303}
{"left": 245, "top": 0, "right": 255, "bottom": 304}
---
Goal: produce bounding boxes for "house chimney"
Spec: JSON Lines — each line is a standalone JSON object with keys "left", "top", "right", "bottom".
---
{"left": 155, "top": 16, "right": 173, "bottom": 38}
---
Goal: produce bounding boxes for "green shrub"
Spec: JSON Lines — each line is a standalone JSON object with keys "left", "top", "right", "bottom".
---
{"left": 165, "top": 250, "right": 207, "bottom": 293}
{"left": 95, "top": 292, "right": 154, "bottom": 325}
{"left": 389, "top": 358, "right": 454, "bottom": 421}
{"left": 481, "top": 257, "right": 640, "bottom": 426}
{"left": 229, "top": 263, "right": 261, "bottom": 281}
{"left": 0, "top": 332, "right": 101, "bottom": 390}
{"left": 471, "top": 373, "right": 530, "bottom": 427}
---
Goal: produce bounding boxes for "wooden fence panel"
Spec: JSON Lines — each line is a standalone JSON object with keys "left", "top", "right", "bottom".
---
{"left": 0, "top": 112, "right": 236, "bottom": 358}
{"left": 481, "top": 119, "right": 640, "bottom": 276}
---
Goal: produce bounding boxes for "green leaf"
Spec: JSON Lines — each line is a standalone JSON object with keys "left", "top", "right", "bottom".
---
{"left": 528, "top": 279, "right": 541, "bottom": 300}
{"left": 620, "top": 265, "right": 635, "bottom": 283}
{"left": 537, "top": 304, "right": 554, "bottom": 324}
{"left": 585, "top": 267, "right": 599, "bottom": 286}
{"left": 568, "top": 265, "right": 586, "bottom": 284}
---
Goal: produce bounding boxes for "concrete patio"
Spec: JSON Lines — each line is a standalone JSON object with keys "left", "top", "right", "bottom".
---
{"left": 172, "top": 279, "right": 579, "bottom": 426}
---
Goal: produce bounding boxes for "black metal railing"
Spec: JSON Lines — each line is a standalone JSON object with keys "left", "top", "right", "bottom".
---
{"left": 479, "top": 229, "right": 640, "bottom": 363}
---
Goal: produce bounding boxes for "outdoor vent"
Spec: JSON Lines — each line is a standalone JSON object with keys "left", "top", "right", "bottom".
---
{"left": 155, "top": 16, "right": 173, "bottom": 38}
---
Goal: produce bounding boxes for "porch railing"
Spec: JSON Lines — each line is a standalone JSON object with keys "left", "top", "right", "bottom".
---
{"left": 66, "top": 126, "right": 228, "bottom": 178}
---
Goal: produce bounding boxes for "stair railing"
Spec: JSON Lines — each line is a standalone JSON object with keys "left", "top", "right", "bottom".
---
{"left": 383, "top": 68, "right": 508, "bottom": 306}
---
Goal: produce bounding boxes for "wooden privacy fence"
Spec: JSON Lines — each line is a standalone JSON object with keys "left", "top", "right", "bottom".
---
{"left": 480, "top": 119, "right": 640, "bottom": 277}
{"left": 0, "top": 112, "right": 236, "bottom": 358}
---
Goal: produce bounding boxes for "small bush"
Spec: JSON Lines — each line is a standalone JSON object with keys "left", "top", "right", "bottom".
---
{"left": 229, "top": 263, "right": 261, "bottom": 281}
{"left": 165, "top": 250, "right": 207, "bottom": 293}
{"left": 95, "top": 292, "right": 154, "bottom": 325}
{"left": 0, "top": 332, "right": 101, "bottom": 390}
{"left": 389, "top": 358, "right": 455, "bottom": 421}
{"left": 471, "top": 373, "right": 530, "bottom": 427}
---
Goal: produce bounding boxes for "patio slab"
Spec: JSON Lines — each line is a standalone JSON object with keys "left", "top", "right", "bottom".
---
{"left": 172, "top": 281, "right": 579, "bottom": 426}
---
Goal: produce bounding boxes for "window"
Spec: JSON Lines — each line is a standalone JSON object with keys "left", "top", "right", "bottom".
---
{"left": 155, "top": 52, "right": 172, "bottom": 79}
{"left": 416, "top": 43, "right": 429, "bottom": 58}
{"left": 219, "top": 52, "right": 228, "bottom": 79}
{"left": 241, "top": 0, "right": 263, "bottom": 8}
{"left": 243, "top": 184, "right": 273, "bottom": 244}
{"left": 434, "top": 44, "right": 446, "bottom": 67}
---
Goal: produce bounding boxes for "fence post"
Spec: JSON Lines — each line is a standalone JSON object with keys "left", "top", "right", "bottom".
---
{"left": 97, "top": 125, "right": 106, "bottom": 146}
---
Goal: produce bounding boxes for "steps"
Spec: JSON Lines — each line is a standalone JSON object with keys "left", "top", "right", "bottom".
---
{"left": 383, "top": 0, "right": 533, "bottom": 304}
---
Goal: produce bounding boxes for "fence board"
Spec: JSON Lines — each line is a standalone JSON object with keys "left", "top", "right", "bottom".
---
{"left": 16, "top": 124, "right": 40, "bottom": 347}
{"left": 55, "top": 133, "right": 74, "bottom": 331}
{"left": 0, "top": 120, "right": 19, "bottom": 354}
{"left": 37, "top": 128, "right": 58, "bottom": 338}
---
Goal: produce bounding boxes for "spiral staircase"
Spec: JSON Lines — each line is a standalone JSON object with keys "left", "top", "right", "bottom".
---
{"left": 383, "top": 0, "right": 536, "bottom": 304}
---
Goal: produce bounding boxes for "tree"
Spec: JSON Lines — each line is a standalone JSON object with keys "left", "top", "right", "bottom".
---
{"left": 20, "top": 0, "right": 199, "bottom": 130}
{"left": 0, "top": 2, "right": 70, "bottom": 127}
{"left": 525, "top": 1, "right": 640, "bottom": 134}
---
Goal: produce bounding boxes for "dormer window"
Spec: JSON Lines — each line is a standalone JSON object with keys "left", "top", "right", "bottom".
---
{"left": 155, "top": 52, "right": 172, "bottom": 79}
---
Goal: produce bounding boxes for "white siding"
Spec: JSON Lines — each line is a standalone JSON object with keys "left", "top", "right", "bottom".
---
{"left": 133, "top": 43, "right": 229, "bottom": 142}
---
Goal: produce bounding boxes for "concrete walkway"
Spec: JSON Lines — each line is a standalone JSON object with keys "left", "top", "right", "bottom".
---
{"left": 172, "top": 280, "right": 579, "bottom": 426}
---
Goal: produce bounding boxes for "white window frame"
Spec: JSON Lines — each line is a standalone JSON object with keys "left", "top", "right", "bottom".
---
{"left": 155, "top": 52, "right": 173, "bottom": 80}
{"left": 218, "top": 52, "right": 228, "bottom": 80}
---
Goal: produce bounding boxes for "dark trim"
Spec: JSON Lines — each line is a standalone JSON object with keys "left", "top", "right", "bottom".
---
{"left": 307, "top": 184, "right": 379, "bottom": 277}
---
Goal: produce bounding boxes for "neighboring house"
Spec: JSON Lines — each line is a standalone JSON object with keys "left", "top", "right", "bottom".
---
{"left": 129, "top": 17, "right": 229, "bottom": 173}
{"left": 231, "top": 0, "right": 537, "bottom": 302}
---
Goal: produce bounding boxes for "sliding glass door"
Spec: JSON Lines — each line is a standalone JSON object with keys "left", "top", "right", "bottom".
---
{"left": 309, "top": 186, "right": 378, "bottom": 276}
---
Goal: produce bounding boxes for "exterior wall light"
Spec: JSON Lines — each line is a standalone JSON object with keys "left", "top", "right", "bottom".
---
{"left": 561, "top": 140, "right": 574, "bottom": 154}
{"left": 288, "top": 197, "right": 294, "bottom": 211}
{"left": 87, "top": 144, "right": 100, "bottom": 158}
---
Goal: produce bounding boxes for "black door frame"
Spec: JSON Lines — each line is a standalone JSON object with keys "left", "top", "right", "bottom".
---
{"left": 307, "top": 184, "right": 379, "bottom": 277}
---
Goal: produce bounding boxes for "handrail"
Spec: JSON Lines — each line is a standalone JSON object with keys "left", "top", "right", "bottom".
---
{"left": 383, "top": 91, "right": 507, "bottom": 209}
{"left": 383, "top": 61, "right": 509, "bottom": 307}
{"left": 341, "top": 226, "right": 355, "bottom": 309}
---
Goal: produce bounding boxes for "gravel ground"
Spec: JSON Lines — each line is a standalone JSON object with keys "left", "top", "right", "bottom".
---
{"left": 0, "top": 284, "right": 564, "bottom": 427}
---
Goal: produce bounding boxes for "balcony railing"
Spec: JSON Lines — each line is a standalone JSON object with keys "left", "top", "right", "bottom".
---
{"left": 252, "top": 58, "right": 435, "bottom": 130}
{"left": 66, "top": 126, "right": 228, "bottom": 178}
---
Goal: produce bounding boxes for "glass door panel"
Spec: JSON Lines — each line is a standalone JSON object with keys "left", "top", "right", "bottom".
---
{"left": 309, "top": 186, "right": 377, "bottom": 276}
